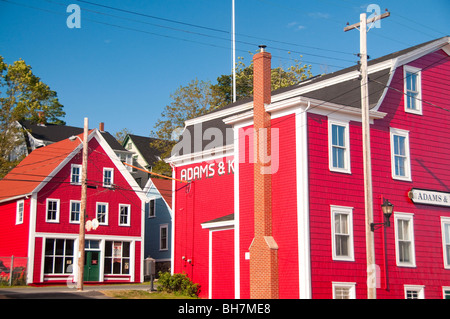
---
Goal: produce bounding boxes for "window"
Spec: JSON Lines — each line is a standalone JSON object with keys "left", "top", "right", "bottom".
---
{"left": 404, "top": 65, "right": 422, "bottom": 114}
{"left": 332, "top": 282, "right": 356, "bottom": 299}
{"left": 148, "top": 199, "right": 156, "bottom": 218}
{"left": 69, "top": 200, "right": 81, "bottom": 223}
{"left": 103, "top": 168, "right": 114, "bottom": 187}
{"left": 441, "top": 217, "right": 450, "bottom": 269}
{"left": 119, "top": 204, "right": 130, "bottom": 226}
{"left": 443, "top": 287, "right": 450, "bottom": 299}
{"left": 44, "top": 238, "right": 74, "bottom": 274}
{"left": 96, "top": 202, "right": 108, "bottom": 225}
{"left": 328, "top": 119, "right": 351, "bottom": 173}
{"left": 104, "top": 241, "right": 130, "bottom": 275}
{"left": 46, "top": 199, "right": 60, "bottom": 223}
{"left": 160, "top": 224, "right": 168, "bottom": 251}
{"left": 70, "top": 164, "right": 82, "bottom": 185}
{"left": 390, "top": 128, "right": 411, "bottom": 181}
{"left": 331, "top": 206, "right": 354, "bottom": 261}
{"left": 404, "top": 285, "right": 424, "bottom": 299}
{"left": 16, "top": 199, "right": 24, "bottom": 225}
{"left": 395, "top": 213, "right": 416, "bottom": 267}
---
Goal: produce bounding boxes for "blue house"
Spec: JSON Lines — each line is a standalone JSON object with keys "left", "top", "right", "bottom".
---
{"left": 143, "top": 177, "right": 172, "bottom": 275}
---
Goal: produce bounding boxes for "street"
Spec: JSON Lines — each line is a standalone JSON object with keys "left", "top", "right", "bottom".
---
{"left": 0, "top": 284, "right": 152, "bottom": 299}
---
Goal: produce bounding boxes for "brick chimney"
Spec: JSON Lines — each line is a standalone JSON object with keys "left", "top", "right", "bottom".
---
{"left": 99, "top": 122, "right": 105, "bottom": 132}
{"left": 249, "top": 45, "right": 279, "bottom": 299}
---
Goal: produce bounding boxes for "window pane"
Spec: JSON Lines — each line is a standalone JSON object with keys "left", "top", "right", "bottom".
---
{"left": 395, "top": 156, "right": 405, "bottom": 176}
{"left": 45, "top": 239, "right": 54, "bottom": 255}
{"left": 122, "top": 258, "right": 130, "bottom": 274}
{"left": 65, "top": 240, "right": 74, "bottom": 255}
{"left": 44, "top": 257, "right": 53, "bottom": 273}
{"left": 123, "top": 242, "right": 130, "bottom": 257}
{"left": 105, "top": 241, "right": 112, "bottom": 257}
{"left": 55, "top": 239, "right": 65, "bottom": 255}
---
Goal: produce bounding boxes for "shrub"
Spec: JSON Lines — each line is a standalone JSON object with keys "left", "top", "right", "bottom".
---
{"left": 157, "top": 271, "right": 200, "bottom": 297}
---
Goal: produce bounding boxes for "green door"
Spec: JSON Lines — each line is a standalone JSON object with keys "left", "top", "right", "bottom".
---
{"left": 84, "top": 251, "right": 100, "bottom": 282}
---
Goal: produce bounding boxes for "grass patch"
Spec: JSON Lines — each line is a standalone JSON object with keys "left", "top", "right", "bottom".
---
{"left": 100, "top": 289, "right": 198, "bottom": 299}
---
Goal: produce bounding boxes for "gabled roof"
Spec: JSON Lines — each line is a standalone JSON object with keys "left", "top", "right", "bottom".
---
{"left": 123, "top": 134, "right": 163, "bottom": 167}
{"left": 20, "top": 120, "right": 129, "bottom": 152}
{"left": 147, "top": 177, "right": 172, "bottom": 210}
{"left": 0, "top": 131, "right": 84, "bottom": 202}
{"left": 0, "top": 129, "right": 146, "bottom": 203}
{"left": 169, "top": 36, "right": 450, "bottom": 159}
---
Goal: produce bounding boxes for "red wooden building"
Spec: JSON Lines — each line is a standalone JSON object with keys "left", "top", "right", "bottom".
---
{"left": 168, "top": 36, "right": 450, "bottom": 299}
{"left": 0, "top": 129, "right": 146, "bottom": 285}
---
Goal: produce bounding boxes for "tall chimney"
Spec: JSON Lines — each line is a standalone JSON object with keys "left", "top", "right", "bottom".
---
{"left": 99, "top": 122, "right": 105, "bottom": 132}
{"left": 249, "top": 45, "right": 279, "bottom": 299}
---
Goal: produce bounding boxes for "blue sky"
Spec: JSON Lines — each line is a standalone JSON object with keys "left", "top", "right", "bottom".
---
{"left": 0, "top": 0, "right": 448, "bottom": 137}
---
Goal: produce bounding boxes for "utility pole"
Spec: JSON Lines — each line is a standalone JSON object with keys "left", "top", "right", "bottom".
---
{"left": 77, "top": 117, "right": 89, "bottom": 291}
{"left": 344, "top": 11, "right": 390, "bottom": 299}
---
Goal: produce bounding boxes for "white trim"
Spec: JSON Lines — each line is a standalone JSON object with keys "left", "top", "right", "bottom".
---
{"left": 330, "top": 205, "right": 355, "bottom": 261}
{"left": 328, "top": 119, "right": 351, "bottom": 174}
{"left": 390, "top": 127, "right": 412, "bottom": 182}
{"left": 69, "top": 200, "right": 81, "bottom": 224}
{"left": 170, "top": 167, "right": 175, "bottom": 275}
{"left": 159, "top": 223, "right": 169, "bottom": 251}
{"left": 96, "top": 202, "right": 109, "bottom": 225}
{"left": 442, "top": 286, "right": 450, "bottom": 299}
{"left": 404, "top": 285, "right": 425, "bottom": 299}
{"left": 201, "top": 218, "right": 235, "bottom": 230}
{"left": 185, "top": 101, "right": 254, "bottom": 126}
{"left": 296, "top": 107, "right": 312, "bottom": 299}
{"left": 118, "top": 203, "right": 131, "bottom": 227}
{"left": 16, "top": 199, "right": 24, "bottom": 225}
{"left": 70, "top": 164, "right": 82, "bottom": 185}
{"left": 441, "top": 217, "right": 450, "bottom": 269}
{"left": 394, "top": 212, "right": 416, "bottom": 267}
{"left": 45, "top": 198, "right": 60, "bottom": 223}
{"left": 27, "top": 194, "right": 37, "bottom": 284}
{"left": 207, "top": 227, "right": 235, "bottom": 299}
{"left": 233, "top": 124, "right": 241, "bottom": 299}
{"left": 102, "top": 167, "right": 114, "bottom": 188}
{"left": 166, "top": 144, "right": 234, "bottom": 167}
{"left": 332, "top": 282, "right": 357, "bottom": 299}
{"left": 403, "top": 65, "right": 423, "bottom": 115}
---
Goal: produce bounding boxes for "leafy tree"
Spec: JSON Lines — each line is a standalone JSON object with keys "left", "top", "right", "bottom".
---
{"left": 150, "top": 78, "right": 215, "bottom": 176}
{"left": 0, "top": 55, "right": 65, "bottom": 178}
{"left": 150, "top": 55, "right": 313, "bottom": 175}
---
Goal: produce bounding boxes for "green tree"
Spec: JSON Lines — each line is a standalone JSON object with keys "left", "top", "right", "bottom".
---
{"left": 150, "top": 78, "right": 215, "bottom": 176}
{"left": 0, "top": 55, "right": 65, "bottom": 178}
{"left": 150, "top": 55, "right": 313, "bottom": 175}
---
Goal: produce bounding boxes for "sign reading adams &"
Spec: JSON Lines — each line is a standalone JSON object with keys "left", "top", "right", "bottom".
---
{"left": 408, "top": 188, "right": 450, "bottom": 207}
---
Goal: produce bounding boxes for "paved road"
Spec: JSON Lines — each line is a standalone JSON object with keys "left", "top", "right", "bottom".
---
{"left": 0, "top": 284, "right": 152, "bottom": 299}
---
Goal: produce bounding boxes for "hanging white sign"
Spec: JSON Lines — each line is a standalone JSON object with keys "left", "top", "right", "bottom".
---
{"left": 409, "top": 188, "right": 450, "bottom": 207}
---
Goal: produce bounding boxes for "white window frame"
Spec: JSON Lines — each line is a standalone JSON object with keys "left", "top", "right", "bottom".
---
{"left": 16, "top": 199, "right": 24, "bottom": 225}
{"left": 442, "top": 287, "right": 450, "bottom": 299}
{"left": 148, "top": 199, "right": 156, "bottom": 218}
{"left": 394, "top": 212, "right": 416, "bottom": 267}
{"left": 390, "top": 128, "right": 412, "bottom": 181}
{"left": 404, "top": 285, "right": 425, "bottom": 299}
{"left": 328, "top": 119, "right": 351, "bottom": 174}
{"left": 403, "top": 65, "right": 422, "bottom": 115}
{"left": 332, "top": 282, "right": 356, "bottom": 299}
{"left": 69, "top": 200, "right": 81, "bottom": 224}
{"left": 46, "top": 198, "right": 60, "bottom": 223}
{"left": 331, "top": 205, "right": 354, "bottom": 261}
{"left": 441, "top": 217, "right": 450, "bottom": 269}
{"left": 160, "top": 224, "right": 169, "bottom": 251}
{"left": 96, "top": 202, "right": 109, "bottom": 225}
{"left": 103, "top": 168, "right": 114, "bottom": 188}
{"left": 70, "top": 164, "right": 82, "bottom": 185}
{"left": 119, "top": 204, "right": 131, "bottom": 226}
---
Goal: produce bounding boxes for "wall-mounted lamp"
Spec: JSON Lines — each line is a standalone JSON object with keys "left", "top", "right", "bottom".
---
{"left": 371, "top": 199, "right": 394, "bottom": 231}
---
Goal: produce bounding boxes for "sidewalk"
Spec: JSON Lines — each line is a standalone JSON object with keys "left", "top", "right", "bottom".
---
{"left": 0, "top": 283, "right": 153, "bottom": 299}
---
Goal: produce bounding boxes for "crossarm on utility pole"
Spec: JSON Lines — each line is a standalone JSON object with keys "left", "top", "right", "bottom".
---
{"left": 344, "top": 12, "right": 390, "bottom": 32}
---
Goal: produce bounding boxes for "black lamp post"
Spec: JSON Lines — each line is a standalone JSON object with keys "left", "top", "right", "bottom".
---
{"left": 370, "top": 198, "right": 394, "bottom": 291}
{"left": 371, "top": 199, "right": 394, "bottom": 231}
